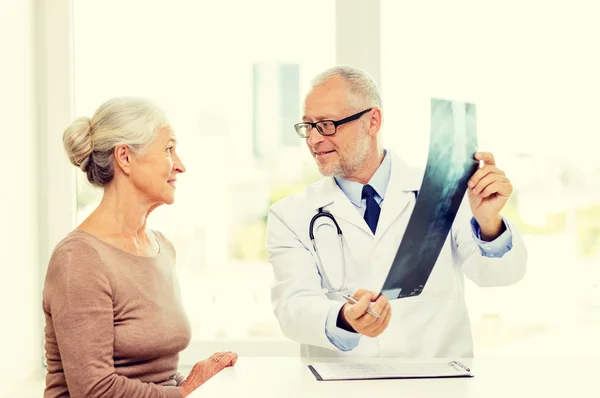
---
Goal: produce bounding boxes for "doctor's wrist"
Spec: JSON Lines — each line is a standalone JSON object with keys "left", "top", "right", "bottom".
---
{"left": 477, "top": 215, "right": 505, "bottom": 241}
{"left": 336, "top": 304, "right": 358, "bottom": 333}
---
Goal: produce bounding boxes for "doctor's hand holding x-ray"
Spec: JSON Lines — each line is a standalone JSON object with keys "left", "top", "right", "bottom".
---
{"left": 266, "top": 66, "right": 527, "bottom": 358}
{"left": 467, "top": 151, "right": 513, "bottom": 241}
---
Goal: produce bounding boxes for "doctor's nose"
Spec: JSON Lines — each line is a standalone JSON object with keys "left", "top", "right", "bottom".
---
{"left": 306, "top": 127, "right": 326, "bottom": 147}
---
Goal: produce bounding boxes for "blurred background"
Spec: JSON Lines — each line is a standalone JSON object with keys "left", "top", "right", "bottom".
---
{"left": 1, "top": 0, "right": 599, "bottom": 396}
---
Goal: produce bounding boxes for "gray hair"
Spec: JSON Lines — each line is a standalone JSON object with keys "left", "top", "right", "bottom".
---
{"left": 62, "top": 97, "right": 169, "bottom": 188}
{"left": 310, "top": 65, "right": 382, "bottom": 110}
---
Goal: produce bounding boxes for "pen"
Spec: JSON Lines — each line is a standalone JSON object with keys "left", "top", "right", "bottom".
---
{"left": 343, "top": 295, "right": 381, "bottom": 318}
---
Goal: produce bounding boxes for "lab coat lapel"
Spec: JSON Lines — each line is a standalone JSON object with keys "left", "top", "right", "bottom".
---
{"left": 309, "top": 177, "right": 372, "bottom": 236}
{"left": 375, "top": 152, "right": 424, "bottom": 239}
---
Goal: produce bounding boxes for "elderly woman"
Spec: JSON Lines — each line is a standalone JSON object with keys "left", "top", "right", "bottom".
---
{"left": 42, "top": 97, "right": 236, "bottom": 398}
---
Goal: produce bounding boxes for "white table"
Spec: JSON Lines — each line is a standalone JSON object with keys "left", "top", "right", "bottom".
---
{"left": 190, "top": 356, "right": 600, "bottom": 397}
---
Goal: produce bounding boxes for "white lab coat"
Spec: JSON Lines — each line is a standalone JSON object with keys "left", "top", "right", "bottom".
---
{"left": 266, "top": 151, "right": 527, "bottom": 358}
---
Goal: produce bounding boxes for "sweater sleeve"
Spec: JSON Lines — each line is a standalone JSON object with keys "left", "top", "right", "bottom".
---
{"left": 45, "top": 243, "right": 183, "bottom": 398}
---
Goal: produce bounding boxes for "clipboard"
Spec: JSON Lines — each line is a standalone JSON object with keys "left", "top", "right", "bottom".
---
{"left": 307, "top": 361, "right": 473, "bottom": 381}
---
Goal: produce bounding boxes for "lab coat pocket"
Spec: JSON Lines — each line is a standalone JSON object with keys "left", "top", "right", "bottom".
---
{"left": 379, "top": 295, "right": 465, "bottom": 357}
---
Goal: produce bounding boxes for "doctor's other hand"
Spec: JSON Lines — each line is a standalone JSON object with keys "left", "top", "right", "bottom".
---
{"left": 341, "top": 289, "right": 391, "bottom": 338}
{"left": 177, "top": 351, "right": 238, "bottom": 397}
{"left": 467, "top": 152, "right": 512, "bottom": 240}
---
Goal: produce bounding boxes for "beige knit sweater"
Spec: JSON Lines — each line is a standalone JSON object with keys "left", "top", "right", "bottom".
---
{"left": 42, "top": 230, "right": 191, "bottom": 398}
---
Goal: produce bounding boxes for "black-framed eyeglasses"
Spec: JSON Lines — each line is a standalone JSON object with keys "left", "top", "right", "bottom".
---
{"left": 294, "top": 108, "right": 372, "bottom": 138}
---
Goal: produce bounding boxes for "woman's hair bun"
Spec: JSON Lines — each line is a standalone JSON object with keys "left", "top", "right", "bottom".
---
{"left": 63, "top": 116, "right": 93, "bottom": 170}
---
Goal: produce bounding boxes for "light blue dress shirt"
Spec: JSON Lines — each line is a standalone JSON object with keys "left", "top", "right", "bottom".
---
{"left": 324, "top": 150, "right": 514, "bottom": 351}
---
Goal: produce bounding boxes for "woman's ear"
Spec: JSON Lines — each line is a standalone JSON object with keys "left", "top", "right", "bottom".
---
{"left": 114, "top": 144, "right": 132, "bottom": 175}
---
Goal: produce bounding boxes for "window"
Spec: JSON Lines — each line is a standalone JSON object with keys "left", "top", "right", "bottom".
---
{"left": 73, "top": 0, "right": 334, "bottom": 357}
{"left": 381, "top": 0, "right": 600, "bottom": 356}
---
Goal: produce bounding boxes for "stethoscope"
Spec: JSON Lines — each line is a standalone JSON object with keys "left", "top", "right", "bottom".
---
{"left": 309, "top": 191, "right": 419, "bottom": 293}
{"left": 309, "top": 207, "right": 348, "bottom": 293}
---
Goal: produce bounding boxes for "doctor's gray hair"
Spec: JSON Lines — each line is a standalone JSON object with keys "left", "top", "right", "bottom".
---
{"left": 311, "top": 65, "right": 382, "bottom": 111}
{"left": 62, "top": 97, "right": 169, "bottom": 188}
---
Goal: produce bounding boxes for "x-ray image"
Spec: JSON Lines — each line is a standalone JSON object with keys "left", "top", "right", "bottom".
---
{"left": 380, "top": 98, "right": 479, "bottom": 299}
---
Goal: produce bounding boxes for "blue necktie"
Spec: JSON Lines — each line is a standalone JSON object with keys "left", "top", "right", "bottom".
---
{"left": 362, "top": 184, "right": 381, "bottom": 234}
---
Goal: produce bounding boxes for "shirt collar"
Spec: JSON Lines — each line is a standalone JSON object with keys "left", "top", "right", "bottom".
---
{"left": 334, "top": 150, "right": 392, "bottom": 207}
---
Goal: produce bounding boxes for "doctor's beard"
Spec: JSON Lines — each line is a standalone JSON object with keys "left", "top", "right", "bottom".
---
{"left": 318, "top": 126, "right": 371, "bottom": 177}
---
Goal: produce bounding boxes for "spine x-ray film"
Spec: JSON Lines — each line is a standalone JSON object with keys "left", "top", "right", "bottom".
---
{"left": 380, "top": 98, "right": 479, "bottom": 299}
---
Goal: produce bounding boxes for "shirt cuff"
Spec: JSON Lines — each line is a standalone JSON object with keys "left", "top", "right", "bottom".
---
{"left": 324, "top": 303, "right": 361, "bottom": 352}
{"left": 470, "top": 216, "right": 513, "bottom": 258}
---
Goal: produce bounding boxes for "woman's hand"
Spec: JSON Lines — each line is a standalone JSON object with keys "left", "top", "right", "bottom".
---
{"left": 177, "top": 351, "right": 238, "bottom": 397}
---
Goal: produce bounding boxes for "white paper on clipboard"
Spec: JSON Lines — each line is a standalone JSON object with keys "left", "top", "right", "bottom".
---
{"left": 308, "top": 360, "right": 473, "bottom": 381}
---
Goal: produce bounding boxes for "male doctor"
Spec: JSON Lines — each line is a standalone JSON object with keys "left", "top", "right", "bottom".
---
{"left": 266, "top": 66, "right": 527, "bottom": 358}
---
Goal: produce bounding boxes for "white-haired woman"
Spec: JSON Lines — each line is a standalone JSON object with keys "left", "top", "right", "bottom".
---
{"left": 42, "top": 97, "right": 236, "bottom": 398}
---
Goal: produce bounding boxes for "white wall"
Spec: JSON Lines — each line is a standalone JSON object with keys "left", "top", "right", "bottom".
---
{"left": 0, "top": 0, "right": 43, "bottom": 395}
